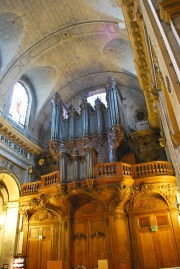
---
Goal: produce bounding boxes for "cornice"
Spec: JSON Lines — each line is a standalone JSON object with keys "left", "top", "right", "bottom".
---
{"left": 0, "top": 116, "right": 44, "bottom": 155}
{"left": 118, "top": 0, "right": 160, "bottom": 129}
{"left": 159, "top": 0, "right": 180, "bottom": 23}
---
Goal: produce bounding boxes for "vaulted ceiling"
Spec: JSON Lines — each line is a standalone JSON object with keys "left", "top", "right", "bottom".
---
{"left": 0, "top": 0, "right": 142, "bottom": 143}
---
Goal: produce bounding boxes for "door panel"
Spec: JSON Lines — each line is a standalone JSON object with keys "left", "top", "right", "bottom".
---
{"left": 139, "top": 231, "right": 157, "bottom": 268}
{"left": 27, "top": 240, "right": 39, "bottom": 269}
{"left": 133, "top": 212, "right": 180, "bottom": 269}
{"left": 72, "top": 220, "right": 88, "bottom": 268}
{"left": 157, "top": 228, "right": 179, "bottom": 267}
{"left": 41, "top": 239, "right": 52, "bottom": 269}
{"left": 90, "top": 219, "right": 106, "bottom": 269}
{"left": 27, "top": 225, "right": 54, "bottom": 269}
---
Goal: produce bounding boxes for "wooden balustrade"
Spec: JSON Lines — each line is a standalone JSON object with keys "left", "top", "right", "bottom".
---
{"left": 21, "top": 161, "right": 174, "bottom": 195}
{"left": 122, "top": 163, "right": 132, "bottom": 176}
{"left": 21, "top": 181, "right": 41, "bottom": 195}
{"left": 132, "top": 161, "right": 174, "bottom": 178}
{"left": 95, "top": 162, "right": 122, "bottom": 179}
{"left": 40, "top": 171, "right": 60, "bottom": 188}
{"left": 95, "top": 162, "right": 132, "bottom": 179}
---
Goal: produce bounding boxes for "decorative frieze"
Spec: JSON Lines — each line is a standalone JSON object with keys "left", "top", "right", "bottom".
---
{"left": 0, "top": 116, "right": 43, "bottom": 155}
{"left": 0, "top": 134, "right": 32, "bottom": 160}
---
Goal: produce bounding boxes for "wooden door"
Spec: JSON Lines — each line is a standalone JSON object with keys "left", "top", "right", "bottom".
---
{"left": 133, "top": 212, "right": 180, "bottom": 269}
{"left": 72, "top": 218, "right": 107, "bottom": 269}
{"left": 27, "top": 225, "right": 53, "bottom": 269}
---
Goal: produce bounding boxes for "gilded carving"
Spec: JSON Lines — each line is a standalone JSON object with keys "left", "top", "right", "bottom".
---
{"left": 132, "top": 0, "right": 142, "bottom": 22}
{"left": 121, "top": 0, "right": 160, "bottom": 128}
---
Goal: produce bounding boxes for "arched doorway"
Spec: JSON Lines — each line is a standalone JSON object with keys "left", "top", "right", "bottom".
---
{"left": 0, "top": 172, "right": 20, "bottom": 267}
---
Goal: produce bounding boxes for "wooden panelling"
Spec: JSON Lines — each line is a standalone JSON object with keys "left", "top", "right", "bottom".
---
{"left": 90, "top": 219, "right": 106, "bottom": 269}
{"left": 131, "top": 211, "right": 180, "bottom": 269}
{"left": 138, "top": 232, "right": 157, "bottom": 268}
{"left": 72, "top": 220, "right": 88, "bottom": 268}
{"left": 26, "top": 240, "right": 39, "bottom": 269}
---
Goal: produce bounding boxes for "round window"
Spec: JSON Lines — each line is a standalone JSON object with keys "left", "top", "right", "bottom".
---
{"left": 136, "top": 110, "right": 146, "bottom": 121}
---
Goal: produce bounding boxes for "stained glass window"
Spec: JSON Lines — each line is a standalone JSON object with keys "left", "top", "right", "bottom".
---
{"left": 87, "top": 92, "right": 107, "bottom": 107}
{"left": 9, "top": 82, "right": 29, "bottom": 126}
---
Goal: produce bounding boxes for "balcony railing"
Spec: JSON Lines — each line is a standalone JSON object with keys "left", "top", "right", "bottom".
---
{"left": 132, "top": 161, "right": 174, "bottom": 178}
{"left": 21, "top": 181, "right": 41, "bottom": 195}
{"left": 95, "top": 162, "right": 132, "bottom": 179}
{"left": 21, "top": 161, "right": 174, "bottom": 196}
{"left": 41, "top": 171, "right": 60, "bottom": 188}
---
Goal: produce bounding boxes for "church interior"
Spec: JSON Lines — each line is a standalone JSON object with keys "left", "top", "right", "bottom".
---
{"left": 0, "top": 0, "right": 180, "bottom": 269}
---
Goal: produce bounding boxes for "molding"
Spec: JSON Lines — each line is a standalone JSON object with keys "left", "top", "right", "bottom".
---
{"left": 119, "top": 0, "right": 160, "bottom": 129}
{"left": 0, "top": 116, "right": 43, "bottom": 155}
{"left": 172, "top": 132, "right": 180, "bottom": 146}
{"left": 159, "top": 0, "right": 180, "bottom": 23}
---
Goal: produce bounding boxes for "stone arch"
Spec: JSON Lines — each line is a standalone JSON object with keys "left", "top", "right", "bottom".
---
{"left": 0, "top": 172, "right": 20, "bottom": 202}
{"left": 0, "top": 172, "right": 20, "bottom": 267}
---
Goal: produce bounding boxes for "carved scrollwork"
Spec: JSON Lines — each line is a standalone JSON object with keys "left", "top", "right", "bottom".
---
{"left": 109, "top": 183, "right": 131, "bottom": 211}
{"left": 67, "top": 182, "right": 80, "bottom": 195}
{"left": 82, "top": 136, "right": 91, "bottom": 148}
{"left": 134, "top": 194, "right": 167, "bottom": 211}
{"left": 19, "top": 204, "right": 29, "bottom": 220}
{"left": 108, "top": 125, "right": 124, "bottom": 150}
{"left": 97, "top": 133, "right": 106, "bottom": 146}
{"left": 31, "top": 210, "right": 58, "bottom": 222}
{"left": 49, "top": 140, "right": 59, "bottom": 160}
{"left": 126, "top": 182, "right": 178, "bottom": 212}
{"left": 157, "top": 184, "right": 178, "bottom": 206}
{"left": 66, "top": 140, "right": 76, "bottom": 153}
{"left": 132, "top": 0, "right": 142, "bottom": 22}
{"left": 29, "top": 194, "right": 51, "bottom": 210}
{"left": 84, "top": 178, "right": 94, "bottom": 192}
{"left": 73, "top": 233, "right": 87, "bottom": 241}
{"left": 139, "top": 182, "right": 154, "bottom": 195}
{"left": 58, "top": 184, "right": 68, "bottom": 196}
{"left": 90, "top": 231, "right": 105, "bottom": 239}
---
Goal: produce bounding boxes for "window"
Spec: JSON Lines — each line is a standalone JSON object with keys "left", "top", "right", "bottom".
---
{"left": 9, "top": 82, "right": 29, "bottom": 126}
{"left": 87, "top": 92, "right": 107, "bottom": 107}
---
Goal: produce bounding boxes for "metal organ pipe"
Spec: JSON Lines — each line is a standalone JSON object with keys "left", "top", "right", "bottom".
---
{"left": 51, "top": 92, "right": 60, "bottom": 140}
{"left": 81, "top": 102, "right": 90, "bottom": 137}
{"left": 106, "top": 77, "right": 121, "bottom": 127}
{"left": 95, "top": 98, "right": 105, "bottom": 134}
{"left": 67, "top": 106, "right": 77, "bottom": 140}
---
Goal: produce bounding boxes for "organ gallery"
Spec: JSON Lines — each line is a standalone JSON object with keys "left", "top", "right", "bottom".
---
{"left": 0, "top": 1, "right": 180, "bottom": 269}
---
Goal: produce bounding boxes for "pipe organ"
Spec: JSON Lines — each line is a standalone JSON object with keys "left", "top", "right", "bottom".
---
{"left": 19, "top": 77, "right": 180, "bottom": 269}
